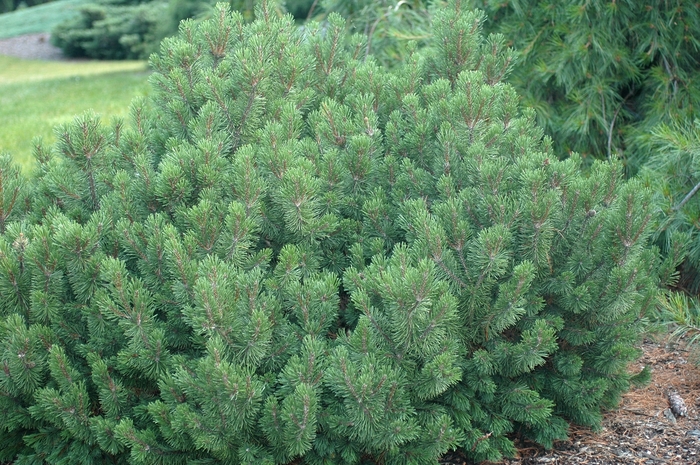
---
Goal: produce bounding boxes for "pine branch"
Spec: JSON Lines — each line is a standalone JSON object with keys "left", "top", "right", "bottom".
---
{"left": 607, "top": 101, "right": 622, "bottom": 160}
{"left": 673, "top": 180, "right": 700, "bottom": 211}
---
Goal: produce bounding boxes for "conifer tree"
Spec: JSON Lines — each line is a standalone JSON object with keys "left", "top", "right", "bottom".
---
{"left": 641, "top": 119, "right": 700, "bottom": 291}
{"left": 466, "top": 0, "right": 700, "bottom": 168}
{"left": 0, "top": 1, "right": 666, "bottom": 463}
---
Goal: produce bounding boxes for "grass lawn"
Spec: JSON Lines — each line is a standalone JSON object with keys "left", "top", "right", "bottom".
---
{"left": 0, "top": 0, "right": 90, "bottom": 39}
{"left": 0, "top": 56, "right": 151, "bottom": 172}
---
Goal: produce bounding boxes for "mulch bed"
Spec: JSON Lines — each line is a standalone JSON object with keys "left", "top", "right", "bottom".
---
{"left": 441, "top": 339, "right": 700, "bottom": 464}
{"left": 0, "top": 32, "right": 65, "bottom": 60}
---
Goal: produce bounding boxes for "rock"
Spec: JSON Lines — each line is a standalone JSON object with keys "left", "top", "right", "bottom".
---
{"left": 667, "top": 390, "right": 688, "bottom": 417}
{"left": 663, "top": 408, "right": 677, "bottom": 424}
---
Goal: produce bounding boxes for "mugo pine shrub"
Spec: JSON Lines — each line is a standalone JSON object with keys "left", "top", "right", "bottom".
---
{"left": 0, "top": 1, "right": 667, "bottom": 463}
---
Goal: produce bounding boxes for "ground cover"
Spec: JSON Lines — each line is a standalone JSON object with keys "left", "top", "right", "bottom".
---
{"left": 0, "top": 55, "right": 150, "bottom": 171}
{"left": 0, "top": 0, "right": 90, "bottom": 39}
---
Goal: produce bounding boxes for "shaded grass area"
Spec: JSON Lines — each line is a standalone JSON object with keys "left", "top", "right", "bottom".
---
{"left": 0, "top": 0, "right": 90, "bottom": 39}
{"left": 0, "top": 56, "right": 150, "bottom": 171}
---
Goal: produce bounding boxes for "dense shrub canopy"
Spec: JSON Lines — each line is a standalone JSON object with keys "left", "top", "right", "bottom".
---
{"left": 50, "top": 0, "right": 216, "bottom": 60}
{"left": 51, "top": 0, "right": 169, "bottom": 59}
{"left": 459, "top": 0, "right": 700, "bottom": 289}
{"left": 0, "top": 1, "right": 669, "bottom": 464}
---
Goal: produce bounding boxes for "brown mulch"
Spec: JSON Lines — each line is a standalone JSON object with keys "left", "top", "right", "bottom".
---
{"left": 441, "top": 338, "right": 700, "bottom": 464}
{"left": 0, "top": 32, "right": 66, "bottom": 60}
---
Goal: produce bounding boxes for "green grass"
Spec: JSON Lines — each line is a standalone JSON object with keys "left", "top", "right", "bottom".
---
{"left": 0, "top": 56, "right": 151, "bottom": 172}
{"left": 0, "top": 0, "right": 90, "bottom": 39}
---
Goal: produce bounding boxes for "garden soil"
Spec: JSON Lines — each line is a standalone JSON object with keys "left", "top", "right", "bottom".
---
{"left": 0, "top": 32, "right": 64, "bottom": 60}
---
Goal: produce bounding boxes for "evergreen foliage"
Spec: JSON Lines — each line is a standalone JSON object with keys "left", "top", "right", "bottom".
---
{"left": 308, "top": 0, "right": 434, "bottom": 66}
{"left": 658, "top": 291, "right": 700, "bottom": 365}
{"left": 1, "top": 1, "right": 665, "bottom": 463}
{"left": 466, "top": 0, "right": 700, "bottom": 168}
{"left": 51, "top": 0, "right": 169, "bottom": 59}
{"left": 641, "top": 119, "right": 700, "bottom": 291}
